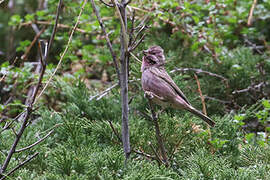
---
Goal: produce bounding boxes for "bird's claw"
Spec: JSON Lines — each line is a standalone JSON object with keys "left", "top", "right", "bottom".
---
{"left": 144, "top": 91, "right": 154, "bottom": 99}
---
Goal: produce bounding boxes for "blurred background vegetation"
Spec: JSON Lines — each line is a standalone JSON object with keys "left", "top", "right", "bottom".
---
{"left": 1, "top": 0, "right": 270, "bottom": 179}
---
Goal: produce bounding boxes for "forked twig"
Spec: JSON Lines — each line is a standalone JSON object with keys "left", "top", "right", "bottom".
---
{"left": 0, "top": 152, "right": 39, "bottom": 180}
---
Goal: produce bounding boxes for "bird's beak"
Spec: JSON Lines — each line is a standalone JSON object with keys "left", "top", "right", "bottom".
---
{"left": 143, "top": 50, "right": 148, "bottom": 55}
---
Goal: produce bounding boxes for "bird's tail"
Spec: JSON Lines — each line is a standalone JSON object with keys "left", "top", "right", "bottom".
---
{"left": 187, "top": 106, "right": 215, "bottom": 127}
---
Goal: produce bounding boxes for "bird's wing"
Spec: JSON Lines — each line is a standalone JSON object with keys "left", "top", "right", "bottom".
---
{"left": 149, "top": 67, "right": 191, "bottom": 105}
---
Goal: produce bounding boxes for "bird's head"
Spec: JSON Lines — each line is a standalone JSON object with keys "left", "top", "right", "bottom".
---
{"left": 141, "top": 54, "right": 160, "bottom": 72}
{"left": 143, "top": 46, "right": 165, "bottom": 65}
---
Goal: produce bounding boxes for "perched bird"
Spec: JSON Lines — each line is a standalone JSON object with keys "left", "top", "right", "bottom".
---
{"left": 141, "top": 46, "right": 215, "bottom": 127}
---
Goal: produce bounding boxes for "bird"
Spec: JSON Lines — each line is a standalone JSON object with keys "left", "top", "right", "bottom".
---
{"left": 141, "top": 46, "right": 215, "bottom": 127}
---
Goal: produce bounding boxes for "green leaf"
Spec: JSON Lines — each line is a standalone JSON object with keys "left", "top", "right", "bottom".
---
{"left": 262, "top": 100, "right": 270, "bottom": 109}
{"left": 8, "top": 14, "right": 22, "bottom": 26}
{"left": 25, "top": 14, "right": 35, "bottom": 22}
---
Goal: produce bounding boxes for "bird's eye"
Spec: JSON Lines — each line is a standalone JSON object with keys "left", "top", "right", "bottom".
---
{"left": 148, "top": 58, "right": 156, "bottom": 65}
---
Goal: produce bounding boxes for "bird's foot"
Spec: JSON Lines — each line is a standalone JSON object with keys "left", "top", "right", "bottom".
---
{"left": 144, "top": 91, "right": 154, "bottom": 99}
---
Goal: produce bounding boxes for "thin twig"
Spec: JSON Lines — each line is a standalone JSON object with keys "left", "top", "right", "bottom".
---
{"left": 204, "top": 96, "right": 230, "bottom": 104}
{"left": 132, "top": 149, "right": 156, "bottom": 160}
{"left": 194, "top": 74, "right": 207, "bottom": 115}
{"left": 0, "top": 152, "right": 39, "bottom": 180}
{"left": 128, "top": 10, "right": 135, "bottom": 46}
{"left": 130, "top": 52, "right": 142, "bottom": 63}
{"left": 148, "top": 100, "right": 169, "bottom": 166}
{"left": 21, "top": 27, "right": 46, "bottom": 60}
{"left": 90, "top": 0, "right": 120, "bottom": 81}
{"left": 171, "top": 67, "right": 229, "bottom": 88}
{"left": 35, "top": 0, "right": 87, "bottom": 104}
{"left": 89, "top": 83, "right": 118, "bottom": 101}
{"left": 148, "top": 142, "right": 162, "bottom": 166}
{"left": 247, "top": 0, "right": 257, "bottom": 26}
{"left": 15, "top": 130, "right": 54, "bottom": 153}
{"left": 136, "top": 110, "right": 152, "bottom": 121}
{"left": 129, "top": 34, "right": 146, "bottom": 52}
{"left": 108, "top": 121, "right": 122, "bottom": 142}
{"left": 0, "top": 118, "right": 18, "bottom": 134}
{"left": 47, "top": 0, "right": 62, "bottom": 53}
{"left": 21, "top": 21, "right": 91, "bottom": 34}
{"left": 124, "top": 0, "right": 132, "bottom": 6}
{"left": 232, "top": 82, "right": 267, "bottom": 95}
{"left": 244, "top": 38, "right": 263, "bottom": 54}
{"left": 171, "top": 68, "right": 227, "bottom": 83}
{"left": 100, "top": 0, "right": 114, "bottom": 7}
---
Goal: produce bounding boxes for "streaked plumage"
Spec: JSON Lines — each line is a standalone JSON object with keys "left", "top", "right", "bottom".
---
{"left": 141, "top": 46, "right": 215, "bottom": 127}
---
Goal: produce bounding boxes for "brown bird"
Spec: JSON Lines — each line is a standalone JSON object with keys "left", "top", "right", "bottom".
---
{"left": 141, "top": 46, "right": 215, "bottom": 127}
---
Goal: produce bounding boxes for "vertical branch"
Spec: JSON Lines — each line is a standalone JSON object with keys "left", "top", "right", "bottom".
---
{"left": 118, "top": 0, "right": 131, "bottom": 160}
{"left": 92, "top": 0, "right": 145, "bottom": 162}
{"left": 194, "top": 74, "right": 213, "bottom": 153}
{"left": 148, "top": 100, "right": 168, "bottom": 166}
{"left": 194, "top": 74, "right": 207, "bottom": 115}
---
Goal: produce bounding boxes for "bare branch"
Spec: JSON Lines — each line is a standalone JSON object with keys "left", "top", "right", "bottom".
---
{"left": 124, "top": 0, "right": 132, "bottom": 6}
{"left": 232, "top": 82, "right": 267, "bottom": 95}
{"left": 46, "top": 0, "right": 62, "bottom": 53}
{"left": 204, "top": 96, "right": 231, "bottom": 104}
{"left": 148, "top": 99, "right": 169, "bottom": 166}
{"left": 170, "top": 67, "right": 229, "bottom": 87}
{"left": 247, "top": 0, "right": 257, "bottom": 26}
{"left": 21, "top": 21, "right": 91, "bottom": 34}
{"left": 90, "top": 0, "right": 120, "bottom": 81}
{"left": 112, "top": 0, "right": 129, "bottom": 52}
{"left": 129, "top": 34, "right": 145, "bottom": 52}
{"left": 128, "top": 10, "right": 135, "bottom": 46}
{"left": 89, "top": 83, "right": 118, "bottom": 101}
{"left": 0, "top": 0, "right": 62, "bottom": 175}
{"left": 148, "top": 142, "right": 162, "bottom": 166}
{"left": 130, "top": 52, "right": 142, "bottom": 63}
{"left": 244, "top": 38, "right": 263, "bottom": 54}
{"left": 0, "top": 152, "right": 39, "bottom": 180}
{"left": 108, "top": 121, "right": 122, "bottom": 142}
{"left": 100, "top": 0, "right": 114, "bottom": 7}
{"left": 194, "top": 74, "right": 207, "bottom": 115}
{"left": 15, "top": 130, "right": 54, "bottom": 153}
{"left": 132, "top": 149, "right": 156, "bottom": 160}
{"left": 38, "top": 41, "right": 45, "bottom": 67}
{"left": 21, "top": 27, "right": 46, "bottom": 60}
